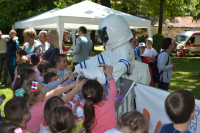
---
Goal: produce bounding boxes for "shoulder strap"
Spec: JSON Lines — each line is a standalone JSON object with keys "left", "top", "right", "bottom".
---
{"left": 166, "top": 53, "right": 170, "bottom": 66}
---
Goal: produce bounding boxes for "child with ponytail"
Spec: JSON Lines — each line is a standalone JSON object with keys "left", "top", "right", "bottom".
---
{"left": 82, "top": 66, "right": 118, "bottom": 133}
{"left": 105, "top": 110, "right": 148, "bottom": 133}
{"left": 14, "top": 78, "right": 85, "bottom": 133}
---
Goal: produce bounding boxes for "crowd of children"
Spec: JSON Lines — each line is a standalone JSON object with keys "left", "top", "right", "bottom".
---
{"left": 0, "top": 35, "right": 195, "bottom": 133}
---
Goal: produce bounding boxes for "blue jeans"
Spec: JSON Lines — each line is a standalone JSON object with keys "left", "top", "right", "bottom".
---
{"left": 158, "top": 81, "right": 170, "bottom": 91}
{"left": 0, "top": 54, "right": 8, "bottom": 83}
{"left": 7, "top": 57, "right": 16, "bottom": 82}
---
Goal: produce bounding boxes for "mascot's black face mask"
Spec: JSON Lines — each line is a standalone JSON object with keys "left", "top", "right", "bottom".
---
{"left": 98, "top": 27, "right": 109, "bottom": 44}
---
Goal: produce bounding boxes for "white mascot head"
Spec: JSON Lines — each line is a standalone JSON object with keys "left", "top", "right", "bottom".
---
{"left": 98, "top": 14, "right": 133, "bottom": 50}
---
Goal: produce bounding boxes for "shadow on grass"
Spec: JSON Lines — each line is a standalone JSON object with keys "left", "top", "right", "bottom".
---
{"left": 169, "top": 57, "right": 200, "bottom": 99}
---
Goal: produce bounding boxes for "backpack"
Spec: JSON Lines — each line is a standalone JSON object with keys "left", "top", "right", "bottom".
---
{"left": 149, "top": 50, "right": 169, "bottom": 84}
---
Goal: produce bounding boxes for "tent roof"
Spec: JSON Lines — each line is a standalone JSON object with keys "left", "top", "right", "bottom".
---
{"left": 13, "top": 1, "right": 151, "bottom": 30}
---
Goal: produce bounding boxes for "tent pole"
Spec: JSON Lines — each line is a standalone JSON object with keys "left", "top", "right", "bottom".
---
{"left": 147, "top": 22, "right": 152, "bottom": 37}
{"left": 72, "top": 29, "right": 76, "bottom": 49}
{"left": 57, "top": 22, "right": 64, "bottom": 53}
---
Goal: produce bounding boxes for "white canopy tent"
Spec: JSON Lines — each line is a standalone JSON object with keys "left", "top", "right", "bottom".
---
{"left": 13, "top": 0, "right": 152, "bottom": 51}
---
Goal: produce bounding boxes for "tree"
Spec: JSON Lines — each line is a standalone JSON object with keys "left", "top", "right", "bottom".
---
{"left": 111, "top": 0, "right": 143, "bottom": 16}
{"left": 101, "top": 0, "right": 111, "bottom": 7}
{"left": 141, "top": 0, "right": 186, "bottom": 34}
{"left": 0, "top": 0, "right": 57, "bottom": 32}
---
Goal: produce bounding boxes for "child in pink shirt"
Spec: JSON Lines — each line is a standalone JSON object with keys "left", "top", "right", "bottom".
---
{"left": 82, "top": 66, "right": 118, "bottom": 133}
{"left": 14, "top": 78, "right": 85, "bottom": 133}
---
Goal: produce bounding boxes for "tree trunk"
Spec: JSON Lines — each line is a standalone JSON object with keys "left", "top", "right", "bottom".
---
{"left": 101, "top": 0, "right": 111, "bottom": 8}
{"left": 95, "top": 0, "right": 98, "bottom": 3}
{"left": 158, "top": 0, "right": 164, "bottom": 34}
{"left": 7, "top": 0, "right": 12, "bottom": 29}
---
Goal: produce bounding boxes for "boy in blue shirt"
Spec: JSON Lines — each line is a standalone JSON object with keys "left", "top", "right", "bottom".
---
{"left": 6, "top": 30, "right": 19, "bottom": 86}
{"left": 54, "top": 54, "right": 70, "bottom": 79}
{"left": 157, "top": 90, "right": 195, "bottom": 133}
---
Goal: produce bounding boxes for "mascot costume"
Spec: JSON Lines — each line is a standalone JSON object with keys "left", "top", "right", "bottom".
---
{"left": 74, "top": 14, "right": 151, "bottom": 85}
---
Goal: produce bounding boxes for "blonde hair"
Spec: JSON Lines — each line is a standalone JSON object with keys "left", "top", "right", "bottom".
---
{"left": 118, "top": 110, "right": 148, "bottom": 133}
{"left": 15, "top": 56, "right": 30, "bottom": 74}
{"left": 48, "top": 29, "right": 60, "bottom": 51}
{"left": 23, "top": 28, "right": 37, "bottom": 39}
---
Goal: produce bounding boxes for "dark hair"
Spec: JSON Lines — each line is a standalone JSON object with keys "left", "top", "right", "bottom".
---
{"left": 16, "top": 63, "right": 33, "bottom": 74}
{"left": 0, "top": 122, "right": 23, "bottom": 133}
{"left": 4, "top": 97, "right": 29, "bottom": 125}
{"left": 44, "top": 96, "right": 65, "bottom": 126}
{"left": 79, "top": 26, "right": 87, "bottom": 34}
{"left": 129, "top": 34, "right": 137, "bottom": 42}
{"left": 22, "top": 79, "right": 42, "bottom": 106}
{"left": 44, "top": 72, "right": 57, "bottom": 84}
{"left": 30, "top": 54, "right": 40, "bottom": 66}
{"left": 162, "top": 38, "right": 172, "bottom": 49}
{"left": 13, "top": 68, "right": 36, "bottom": 94}
{"left": 165, "top": 90, "right": 195, "bottom": 124}
{"left": 118, "top": 110, "right": 148, "bottom": 132}
{"left": 16, "top": 49, "right": 27, "bottom": 56}
{"left": 37, "top": 60, "right": 51, "bottom": 73}
{"left": 44, "top": 65, "right": 57, "bottom": 73}
{"left": 82, "top": 80, "right": 104, "bottom": 133}
{"left": 54, "top": 54, "right": 66, "bottom": 63}
{"left": 49, "top": 106, "right": 75, "bottom": 133}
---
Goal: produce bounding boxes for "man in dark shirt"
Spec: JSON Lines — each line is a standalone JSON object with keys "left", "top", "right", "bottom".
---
{"left": 6, "top": 30, "right": 19, "bottom": 86}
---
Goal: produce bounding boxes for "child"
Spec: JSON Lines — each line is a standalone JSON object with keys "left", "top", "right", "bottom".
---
{"left": 13, "top": 68, "right": 36, "bottom": 94}
{"left": 14, "top": 78, "right": 85, "bottom": 133}
{"left": 0, "top": 122, "right": 26, "bottom": 133}
{"left": 30, "top": 54, "right": 40, "bottom": 79}
{"left": 37, "top": 60, "right": 69, "bottom": 90}
{"left": 38, "top": 60, "right": 51, "bottom": 82}
{"left": 157, "top": 38, "right": 176, "bottom": 90}
{"left": 0, "top": 94, "right": 6, "bottom": 122}
{"left": 44, "top": 65, "right": 57, "bottom": 74}
{"left": 48, "top": 106, "right": 74, "bottom": 133}
{"left": 12, "top": 63, "right": 33, "bottom": 88}
{"left": 18, "top": 55, "right": 30, "bottom": 64}
{"left": 16, "top": 49, "right": 27, "bottom": 63}
{"left": 144, "top": 37, "right": 157, "bottom": 57}
{"left": 13, "top": 67, "right": 72, "bottom": 93}
{"left": 157, "top": 90, "right": 195, "bottom": 133}
{"left": 105, "top": 110, "right": 148, "bottom": 133}
{"left": 82, "top": 66, "right": 117, "bottom": 133}
{"left": 138, "top": 42, "right": 146, "bottom": 57}
{"left": 4, "top": 97, "right": 31, "bottom": 132}
{"left": 54, "top": 54, "right": 70, "bottom": 79}
{"left": 44, "top": 72, "right": 58, "bottom": 84}
{"left": 30, "top": 54, "right": 40, "bottom": 69}
{"left": 39, "top": 96, "right": 65, "bottom": 133}
{"left": 14, "top": 56, "right": 30, "bottom": 75}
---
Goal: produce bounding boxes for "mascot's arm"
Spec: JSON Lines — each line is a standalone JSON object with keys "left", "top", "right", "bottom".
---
{"left": 74, "top": 46, "right": 134, "bottom": 84}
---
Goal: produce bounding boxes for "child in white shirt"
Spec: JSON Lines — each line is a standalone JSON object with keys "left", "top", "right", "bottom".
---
{"left": 144, "top": 37, "right": 157, "bottom": 57}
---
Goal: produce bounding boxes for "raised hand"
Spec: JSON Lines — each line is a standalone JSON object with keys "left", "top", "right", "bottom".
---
{"left": 76, "top": 79, "right": 87, "bottom": 90}
{"left": 103, "top": 66, "right": 113, "bottom": 79}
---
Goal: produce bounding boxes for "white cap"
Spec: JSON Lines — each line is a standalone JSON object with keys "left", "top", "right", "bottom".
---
{"left": 138, "top": 42, "right": 146, "bottom": 47}
{"left": 145, "top": 37, "right": 153, "bottom": 44}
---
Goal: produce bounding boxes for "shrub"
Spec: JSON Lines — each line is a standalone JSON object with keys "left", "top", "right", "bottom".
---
{"left": 152, "top": 33, "right": 165, "bottom": 53}
{"left": 138, "top": 34, "right": 148, "bottom": 44}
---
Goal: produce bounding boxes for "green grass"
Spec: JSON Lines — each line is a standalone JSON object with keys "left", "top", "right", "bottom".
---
{"left": 169, "top": 57, "right": 200, "bottom": 99}
{"left": 0, "top": 71, "right": 13, "bottom": 121}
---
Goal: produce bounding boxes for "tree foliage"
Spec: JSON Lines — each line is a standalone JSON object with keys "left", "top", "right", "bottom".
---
{"left": 0, "top": 0, "right": 57, "bottom": 30}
